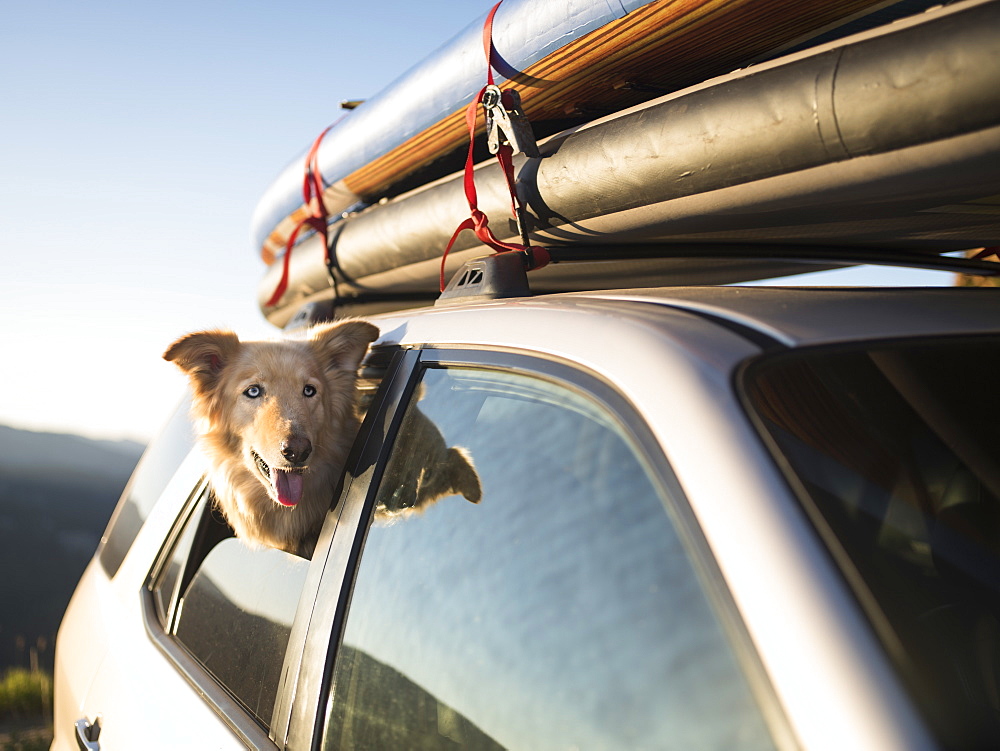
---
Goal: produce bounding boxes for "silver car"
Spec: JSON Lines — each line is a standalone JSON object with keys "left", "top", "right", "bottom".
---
{"left": 53, "top": 281, "right": 1000, "bottom": 750}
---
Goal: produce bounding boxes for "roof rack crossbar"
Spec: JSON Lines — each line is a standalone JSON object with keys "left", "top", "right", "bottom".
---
{"left": 544, "top": 244, "right": 1000, "bottom": 277}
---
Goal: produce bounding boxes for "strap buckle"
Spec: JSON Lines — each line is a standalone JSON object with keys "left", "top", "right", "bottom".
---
{"left": 483, "top": 85, "right": 539, "bottom": 159}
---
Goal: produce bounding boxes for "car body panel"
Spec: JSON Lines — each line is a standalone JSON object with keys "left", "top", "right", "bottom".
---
{"left": 52, "top": 286, "right": 1000, "bottom": 750}
{"left": 51, "top": 444, "right": 256, "bottom": 750}
{"left": 583, "top": 285, "right": 1000, "bottom": 347}
{"left": 363, "top": 294, "right": 942, "bottom": 751}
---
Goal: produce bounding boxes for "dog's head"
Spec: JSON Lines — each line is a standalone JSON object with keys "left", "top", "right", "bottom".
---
{"left": 164, "top": 320, "right": 379, "bottom": 508}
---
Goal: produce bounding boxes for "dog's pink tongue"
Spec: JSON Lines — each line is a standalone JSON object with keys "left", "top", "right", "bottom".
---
{"left": 272, "top": 469, "right": 303, "bottom": 507}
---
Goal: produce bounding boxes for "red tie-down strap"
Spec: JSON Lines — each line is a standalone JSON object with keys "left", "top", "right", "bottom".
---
{"left": 266, "top": 122, "right": 340, "bottom": 308}
{"left": 439, "top": 0, "right": 550, "bottom": 291}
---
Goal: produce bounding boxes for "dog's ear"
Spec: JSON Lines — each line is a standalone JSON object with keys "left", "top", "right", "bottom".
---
{"left": 163, "top": 330, "right": 241, "bottom": 393}
{"left": 310, "top": 319, "right": 379, "bottom": 373}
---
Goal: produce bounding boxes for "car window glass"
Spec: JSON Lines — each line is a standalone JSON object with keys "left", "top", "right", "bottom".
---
{"left": 173, "top": 535, "right": 309, "bottom": 728}
{"left": 152, "top": 489, "right": 204, "bottom": 627}
{"left": 324, "top": 366, "right": 776, "bottom": 751}
{"left": 745, "top": 337, "right": 1000, "bottom": 748}
{"left": 99, "top": 396, "right": 194, "bottom": 576}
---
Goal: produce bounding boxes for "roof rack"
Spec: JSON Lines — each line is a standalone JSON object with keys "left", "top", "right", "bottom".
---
{"left": 544, "top": 244, "right": 1000, "bottom": 277}
{"left": 432, "top": 244, "right": 1000, "bottom": 307}
{"left": 276, "top": 243, "right": 999, "bottom": 325}
{"left": 436, "top": 252, "right": 532, "bottom": 305}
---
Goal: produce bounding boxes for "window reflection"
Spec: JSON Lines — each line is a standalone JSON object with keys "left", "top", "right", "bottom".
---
{"left": 174, "top": 536, "right": 308, "bottom": 727}
{"left": 326, "top": 367, "right": 774, "bottom": 750}
{"left": 746, "top": 339, "right": 1000, "bottom": 748}
{"left": 376, "top": 398, "right": 481, "bottom": 519}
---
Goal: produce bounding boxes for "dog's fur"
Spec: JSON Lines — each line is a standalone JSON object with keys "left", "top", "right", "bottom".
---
{"left": 165, "top": 320, "right": 481, "bottom": 556}
{"left": 376, "top": 396, "right": 482, "bottom": 520}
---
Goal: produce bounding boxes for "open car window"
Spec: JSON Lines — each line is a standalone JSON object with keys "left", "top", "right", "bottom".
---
{"left": 175, "top": 536, "right": 308, "bottom": 727}
{"left": 143, "top": 347, "right": 396, "bottom": 740}
{"left": 150, "top": 491, "right": 310, "bottom": 732}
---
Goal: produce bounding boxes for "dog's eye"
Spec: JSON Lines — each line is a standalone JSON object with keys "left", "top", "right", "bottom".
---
{"left": 303, "top": 384, "right": 317, "bottom": 398}
{"left": 243, "top": 385, "right": 263, "bottom": 399}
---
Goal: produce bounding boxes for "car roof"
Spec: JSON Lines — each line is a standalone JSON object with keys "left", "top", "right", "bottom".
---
{"left": 362, "top": 284, "right": 1000, "bottom": 354}
{"left": 568, "top": 285, "right": 1000, "bottom": 347}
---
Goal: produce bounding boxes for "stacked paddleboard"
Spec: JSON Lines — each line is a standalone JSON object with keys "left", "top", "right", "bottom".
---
{"left": 253, "top": 0, "right": 1000, "bottom": 325}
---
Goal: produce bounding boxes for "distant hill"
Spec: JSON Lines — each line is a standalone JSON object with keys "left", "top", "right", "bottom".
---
{"left": 0, "top": 426, "right": 146, "bottom": 671}
{"left": 0, "top": 425, "right": 144, "bottom": 479}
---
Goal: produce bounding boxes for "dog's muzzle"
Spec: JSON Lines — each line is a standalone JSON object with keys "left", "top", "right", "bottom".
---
{"left": 251, "top": 450, "right": 305, "bottom": 508}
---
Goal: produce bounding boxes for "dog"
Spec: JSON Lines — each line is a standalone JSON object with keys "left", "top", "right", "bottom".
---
{"left": 164, "top": 319, "right": 481, "bottom": 556}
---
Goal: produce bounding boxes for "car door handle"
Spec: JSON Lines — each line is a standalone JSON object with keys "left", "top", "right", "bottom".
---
{"left": 75, "top": 716, "right": 101, "bottom": 751}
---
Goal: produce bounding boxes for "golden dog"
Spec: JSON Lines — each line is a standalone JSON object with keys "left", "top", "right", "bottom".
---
{"left": 165, "top": 319, "right": 481, "bottom": 556}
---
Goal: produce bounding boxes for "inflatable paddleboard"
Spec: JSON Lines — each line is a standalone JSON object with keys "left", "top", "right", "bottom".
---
{"left": 250, "top": 0, "right": 942, "bottom": 266}
{"left": 254, "top": 0, "right": 1000, "bottom": 325}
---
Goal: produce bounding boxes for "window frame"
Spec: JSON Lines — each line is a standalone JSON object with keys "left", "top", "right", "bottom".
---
{"left": 290, "top": 345, "right": 795, "bottom": 751}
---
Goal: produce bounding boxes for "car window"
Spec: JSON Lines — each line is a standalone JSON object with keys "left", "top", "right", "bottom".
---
{"left": 323, "top": 365, "right": 777, "bottom": 751}
{"left": 175, "top": 536, "right": 308, "bottom": 726}
{"left": 151, "top": 491, "right": 310, "bottom": 731}
{"left": 744, "top": 336, "right": 1000, "bottom": 749}
{"left": 151, "top": 484, "right": 206, "bottom": 628}
{"left": 98, "top": 396, "right": 194, "bottom": 576}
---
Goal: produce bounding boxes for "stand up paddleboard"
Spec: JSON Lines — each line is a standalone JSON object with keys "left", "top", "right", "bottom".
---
{"left": 253, "top": 0, "right": 1000, "bottom": 325}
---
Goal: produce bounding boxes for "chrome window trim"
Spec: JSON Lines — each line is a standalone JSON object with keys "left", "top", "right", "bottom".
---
{"left": 145, "top": 479, "right": 209, "bottom": 629}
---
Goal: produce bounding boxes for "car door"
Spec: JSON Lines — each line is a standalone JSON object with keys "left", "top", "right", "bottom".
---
{"left": 284, "top": 346, "right": 791, "bottom": 750}
{"left": 53, "top": 403, "right": 263, "bottom": 751}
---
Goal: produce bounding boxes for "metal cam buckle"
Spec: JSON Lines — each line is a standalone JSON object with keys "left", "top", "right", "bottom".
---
{"left": 482, "top": 85, "right": 539, "bottom": 159}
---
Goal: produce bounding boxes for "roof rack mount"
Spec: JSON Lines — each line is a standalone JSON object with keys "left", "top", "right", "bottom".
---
{"left": 436, "top": 253, "right": 532, "bottom": 306}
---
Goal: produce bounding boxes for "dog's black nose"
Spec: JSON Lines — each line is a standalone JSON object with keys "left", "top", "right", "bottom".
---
{"left": 281, "top": 437, "right": 312, "bottom": 464}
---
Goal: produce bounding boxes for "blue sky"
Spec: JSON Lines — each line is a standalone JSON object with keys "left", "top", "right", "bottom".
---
{"left": 0, "top": 0, "right": 477, "bottom": 442}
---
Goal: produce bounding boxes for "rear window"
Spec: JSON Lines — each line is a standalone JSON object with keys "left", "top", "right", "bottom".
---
{"left": 743, "top": 336, "right": 1000, "bottom": 748}
{"left": 98, "top": 397, "right": 194, "bottom": 576}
